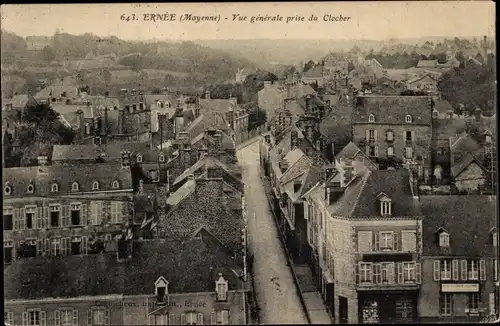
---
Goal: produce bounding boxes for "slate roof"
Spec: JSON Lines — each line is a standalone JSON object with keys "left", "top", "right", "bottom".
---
{"left": 3, "top": 163, "right": 133, "bottom": 197}
{"left": 433, "top": 100, "right": 454, "bottom": 114}
{"left": 166, "top": 180, "right": 196, "bottom": 207}
{"left": 327, "top": 169, "right": 421, "bottom": 217}
{"left": 352, "top": 95, "right": 432, "bottom": 125}
{"left": 450, "top": 152, "right": 486, "bottom": 177}
{"left": 431, "top": 119, "right": 467, "bottom": 140}
{"left": 34, "top": 86, "right": 79, "bottom": 100}
{"left": 319, "top": 101, "right": 352, "bottom": 145}
{"left": 420, "top": 195, "right": 497, "bottom": 256}
{"left": 4, "top": 238, "right": 242, "bottom": 300}
{"left": 191, "top": 131, "right": 235, "bottom": 150}
{"left": 335, "top": 142, "right": 376, "bottom": 169}
{"left": 303, "top": 66, "right": 325, "bottom": 78}
{"left": 184, "top": 114, "right": 232, "bottom": 141}
{"left": 52, "top": 143, "right": 170, "bottom": 162}
{"left": 199, "top": 99, "right": 237, "bottom": 113}
{"left": 3, "top": 94, "right": 37, "bottom": 109}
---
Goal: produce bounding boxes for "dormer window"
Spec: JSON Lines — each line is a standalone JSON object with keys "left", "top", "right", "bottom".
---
{"left": 439, "top": 231, "right": 450, "bottom": 248}
{"left": 485, "top": 133, "right": 492, "bottom": 143}
{"left": 215, "top": 273, "right": 228, "bottom": 301}
{"left": 136, "top": 154, "right": 143, "bottom": 163}
{"left": 165, "top": 101, "right": 171, "bottom": 108}
{"left": 4, "top": 183, "right": 11, "bottom": 196}
{"left": 51, "top": 183, "right": 59, "bottom": 193}
{"left": 155, "top": 276, "right": 169, "bottom": 304}
{"left": 27, "top": 184, "right": 35, "bottom": 194}
{"left": 491, "top": 228, "right": 497, "bottom": 247}
{"left": 72, "top": 182, "right": 79, "bottom": 192}
{"left": 368, "top": 114, "right": 375, "bottom": 123}
{"left": 159, "top": 154, "right": 165, "bottom": 162}
{"left": 405, "top": 115, "right": 413, "bottom": 123}
{"left": 92, "top": 181, "right": 100, "bottom": 190}
{"left": 377, "top": 192, "right": 392, "bottom": 216}
{"left": 112, "top": 180, "right": 120, "bottom": 189}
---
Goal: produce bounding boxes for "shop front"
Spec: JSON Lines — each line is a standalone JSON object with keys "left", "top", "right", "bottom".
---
{"left": 358, "top": 290, "right": 418, "bottom": 324}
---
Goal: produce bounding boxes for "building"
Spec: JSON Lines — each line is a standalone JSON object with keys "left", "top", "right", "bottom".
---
{"left": 419, "top": 196, "right": 498, "bottom": 323}
{"left": 3, "top": 159, "right": 134, "bottom": 265}
{"left": 351, "top": 95, "right": 433, "bottom": 181}
{"left": 301, "top": 66, "right": 326, "bottom": 87}
{"left": 326, "top": 168, "right": 423, "bottom": 324}
{"left": 406, "top": 74, "right": 439, "bottom": 96}
{"left": 34, "top": 86, "right": 80, "bottom": 104}
{"left": 4, "top": 237, "right": 249, "bottom": 326}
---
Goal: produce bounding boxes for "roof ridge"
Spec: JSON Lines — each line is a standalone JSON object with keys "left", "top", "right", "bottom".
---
{"left": 348, "top": 171, "right": 371, "bottom": 216}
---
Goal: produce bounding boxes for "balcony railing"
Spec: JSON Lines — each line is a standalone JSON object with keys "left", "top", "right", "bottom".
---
{"left": 356, "top": 261, "right": 421, "bottom": 288}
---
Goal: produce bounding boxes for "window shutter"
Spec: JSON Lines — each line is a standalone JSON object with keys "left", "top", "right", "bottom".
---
{"left": 82, "top": 236, "right": 88, "bottom": 254}
{"left": 62, "top": 205, "right": 70, "bottom": 227}
{"left": 357, "top": 231, "right": 372, "bottom": 253}
{"left": 23, "top": 312, "right": 28, "bottom": 326}
{"left": 210, "top": 312, "right": 215, "bottom": 325}
{"left": 81, "top": 203, "right": 88, "bottom": 226}
{"left": 55, "top": 310, "right": 61, "bottom": 326}
{"left": 494, "top": 259, "right": 498, "bottom": 281}
{"left": 180, "top": 314, "right": 186, "bottom": 325}
{"left": 365, "top": 129, "right": 370, "bottom": 140}
{"left": 373, "top": 264, "right": 381, "bottom": 284}
{"left": 355, "top": 263, "right": 360, "bottom": 284}
{"left": 452, "top": 260, "right": 459, "bottom": 280}
{"left": 416, "top": 263, "right": 422, "bottom": 284}
{"left": 43, "top": 207, "right": 49, "bottom": 229}
{"left": 61, "top": 238, "right": 68, "bottom": 256}
{"left": 374, "top": 130, "right": 378, "bottom": 141}
{"left": 14, "top": 208, "right": 20, "bottom": 230}
{"left": 411, "top": 131, "right": 415, "bottom": 142}
{"left": 40, "top": 311, "right": 46, "bottom": 326}
{"left": 373, "top": 232, "right": 380, "bottom": 251}
{"left": 148, "top": 315, "right": 155, "bottom": 325}
{"left": 374, "top": 146, "right": 379, "bottom": 157}
{"left": 66, "top": 238, "right": 72, "bottom": 255}
{"left": 489, "top": 293, "right": 496, "bottom": 315}
{"left": 397, "top": 263, "right": 403, "bottom": 284}
{"left": 37, "top": 207, "right": 43, "bottom": 229}
{"left": 37, "top": 239, "right": 43, "bottom": 257}
{"left": 461, "top": 260, "right": 468, "bottom": 280}
{"left": 197, "top": 313, "right": 203, "bottom": 325}
{"left": 73, "top": 310, "right": 78, "bottom": 326}
{"left": 480, "top": 260, "right": 486, "bottom": 280}
{"left": 433, "top": 260, "right": 441, "bottom": 281}
{"left": 385, "top": 131, "right": 388, "bottom": 141}
{"left": 365, "top": 146, "right": 369, "bottom": 156}
{"left": 87, "top": 310, "right": 92, "bottom": 326}
{"left": 104, "top": 308, "right": 110, "bottom": 325}
{"left": 44, "top": 239, "right": 50, "bottom": 256}
{"left": 20, "top": 208, "right": 26, "bottom": 230}
{"left": 222, "top": 311, "right": 229, "bottom": 325}
{"left": 393, "top": 232, "right": 399, "bottom": 252}
{"left": 169, "top": 314, "right": 176, "bottom": 325}
{"left": 389, "top": 263, "right": 395, "bottom": 284}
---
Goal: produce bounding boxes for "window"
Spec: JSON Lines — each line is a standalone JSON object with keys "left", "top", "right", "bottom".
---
{"left": 387, "top": 130, "right": 394, "bottom": 141}
{"left": 380, "top": 201, "right": 391, "bottom": 216}
{"left": 357, "top": 231, "right": 373, "bottom": 252}
{"left": 56, "top": 308, "right": 78, "bottom": 326}
{"left": 149, "top": 170, "right": 159, "bottom": 182}
{"left": 441, "top": 260, "right": 452, "bottom": 280}
{"left": 359, "top": 263, "right": 372, "bottom": 284}
{"left": 88, "top": 307, "right": 109, "bottom": 325}
{"left": 50, "top": 205, "right": 61, "bottom": 228}
{"left": 112, "top": 180, "right": 120, "bottom": 189}
{"left": 405, "top": 131, "right": 412, "bottom": 142}
{"left": 212, "top": 311, "right": 229, "bottom": 325}
{"left": 405, "top": 147, "right": 413, "bottom": 159}
{"left": 4, "top": 240, "right": 14, "bottom": 264}
{"left": 52, "top": 238, "right": 61, "bottom": 256}
{"left": 402, "top": 262, "right": 416, "bottom": 283}
{"left": 155, "top": 277, "right": 169, "bottom": 303}
{"left": 380, "top": 232, "right": 394, "bottom": 250}
{"left": 4, "top": 184, "right": 11, "bottom": 195}
{"left": 4, "top": 207, "right": 13, "bottom": 231}
{"left": 387, "top": 147, "right": 394, "bottom": 157}
{"left": 71, "top": 204, "right": 81, "bottom": 226}
{"left": 368, "top": 129, "right": 375, "bottom": 139}
{"left": 439, "top": 232, "right": 450, "bottom": 247}
{"left": 368, "top": 114, "right": 375, "bottom": 123}
{"left": 369, "top": 146, "right": 376, "bottom": 157}
{"left": 493, "top": 231, "right": 498, "bottom": 247}
{"left": 216, "top": 274, "right": 228, "bottom": 301}
{"left": 440, "top": 293, "right": 453, "bottom": 316}
{"left": 24, "top": 310, "right": 45, "bottom": 326}
{"left": 381, "top": 262, "right": 394, "bottom": 284}
{"left": 91, "top": 201, "right": 103, "bottom": 225}
{"left": 110, "top": 201, "right": 122, "bottom": 224}
{"left": 405, "top": 115, "right": 413, "bottom": 123}
{"left": 5, "top": 311, "right": 14, "bottom": 325}
{"left": 486, "top": 134, "right": 492, "bottom": 143}
{"left": 136, "top": 154, "right": 143, "bottom": 163}
{"left": 51, "top": 183, "right": 59, "bottom": 193}
{"left": 71, "top": 237, "right": 82, "bottom": 255}
{"left": 25, "top": 206, "right": 36, "bottom": 229}
{"left": 85, "top": 123, "right": 91, "bottom": 135}
{"left": 401, "top": 231, "right": 417, "bottom": 252}
{"left": 27, "top": 184, "right": 35, "bottom": 194}
{"left": 467, "top": 293, "right": 479, "bottom": 314}
{"left": 185, "top": 312, "right": 203, "bottom": 325}
{"left": 72, "top": 182, "right": 79, "bottom": 192}
{"left": 293, "top": 182, "right": 301, "bottom": 193}
{"left": 468, "top": 260, "right": 479, "bottom": 280}
{"left": 92, "top": 181, "right": 99, "bottom": 191}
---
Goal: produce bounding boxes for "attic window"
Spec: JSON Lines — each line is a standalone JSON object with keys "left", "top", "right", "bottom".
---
{"left": 405, "top": 115, "right": 413, "bottom": 123}
{"left": 92, "top": 181, "right": 100, "bottom": 190}
{"left": 159, "top": 154, "right": 165, "bottom": 162}
{"left": 165, "top": 101, "right": 171, "bottom": 108}
{"left": 155, "top": 276, "right": 169, "bottom": 304}
{"left": 51, "top": 183, "right": 59, "bottom": 193}
{"left": 377, "top": 193, "right": 392, "bottom": 216}
{"left": 112, "top": 180, "right": 120, "bottom": 189}
{"left": 215, "top": 273, "right": 228, "bottom": 302}
{"left": 368, "top": 114, "right": 375, "bottom": 123}
{"left": 439, "top": 232, "right": 450, "bottom": 248}
{"left": 4, "top": 184, "right": 11, "bottom": 196}
{"left": 136, "top": 154, "right": 143, "bottom": 163}
{"left": 72, "top": 182, "right": 79, "bottom": 192}
{"left": 486, "top": 134, "right": 492, "bottom": 143}
{"left": 27, "top": 184, "right": 35, "bottom": 194}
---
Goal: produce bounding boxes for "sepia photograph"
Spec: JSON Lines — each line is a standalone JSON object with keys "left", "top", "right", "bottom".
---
{"left": 1, "top": 2, "right": 498, "bottom": 325}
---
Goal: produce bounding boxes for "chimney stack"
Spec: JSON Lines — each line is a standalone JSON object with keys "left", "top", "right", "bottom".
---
{"left": 118, "top": 108, "right": 125, "bottom": 134}
{"left": 76, "top": 109, "right": 85, "bottom": 141}
{"left": 121, "top": 151, "right": 131, "bottom": 168}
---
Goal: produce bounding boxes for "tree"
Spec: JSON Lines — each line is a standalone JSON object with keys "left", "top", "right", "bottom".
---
{"left": 41, "top": 45, "right": 56, "bottom": 64}
{"left": 151, "top": 87, "right": 162, "bottom": 94}
{"left": 99, "top": 68, "right": 112, "bottom": 87}
{"left": 347, "top": 61, "right": 355, "bottom": 72}
{"left": 248, "top": 107, "right": 267, "bottom": 131}
{"left": 303, "top": 60, "right": 315, "bottom": 73}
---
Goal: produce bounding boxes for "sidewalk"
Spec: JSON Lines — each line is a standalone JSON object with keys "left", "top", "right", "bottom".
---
{"left": 261, "top": 174, "right": 333, "bottom": 324}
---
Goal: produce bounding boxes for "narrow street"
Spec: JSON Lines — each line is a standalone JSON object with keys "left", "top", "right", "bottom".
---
{"left": 237, "top": 141, "right": 309, "bottom": 325}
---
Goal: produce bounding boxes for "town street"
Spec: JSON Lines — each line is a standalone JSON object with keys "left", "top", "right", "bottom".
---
{"left": 237, "top": 141, "right": 309, "bottom": 325}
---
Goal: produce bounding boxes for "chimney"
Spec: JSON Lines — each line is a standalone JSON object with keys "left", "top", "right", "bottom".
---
{"left": 290, "top": 130, "right": 299, "bottom": 149}
{"left": 474, "top": 108, "right": 482, "bottom": 122}
{"left": 121, "top": 150, "right": 131, "bottom": 168}
{"left": 306, "top": 95, "right": 313, "bottom": 112}
{"left": 205, "top": 90, "right": 211, "bottom": 99}
{"left": 76, "top": 109, "right": 85, "bottom": 141}
{"left": 195, "top": 96, "right": 201, "bottom": 117}
{"left": 118, "top": 108, "right": 125, "bottom": 134}
{"left": 175, "top": 109, "right": 184, "bottom": 134}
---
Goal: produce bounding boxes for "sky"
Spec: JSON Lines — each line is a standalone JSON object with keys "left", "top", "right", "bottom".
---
{"left": 0, "top": 2, "right": 496, "bottom": 41}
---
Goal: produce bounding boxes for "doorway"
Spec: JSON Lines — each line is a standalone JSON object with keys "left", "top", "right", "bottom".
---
{"left": 339, "top": 296, "right": 348, "bottom": 324}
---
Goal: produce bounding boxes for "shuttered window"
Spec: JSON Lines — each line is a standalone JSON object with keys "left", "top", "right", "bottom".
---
{"left": 480, "top": 260, "right": 486, "bottom": 280}
{"left": 357, "top": 231, "right": 372, "bottom": 253}
{"left": 452, "top": 260, "right": 459, "bottom": 280}
{"left": 433, "top": 260, "right": 441, "bottom": 281}
{"left": 461, "top": 260, "right": 468, "bottom": 280}
{"left": 401, "top": 231, "right": 417, "bottom": 252}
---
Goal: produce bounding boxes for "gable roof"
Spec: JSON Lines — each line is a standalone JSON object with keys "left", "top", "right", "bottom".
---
{"left": 450, "top": 152, "right": 486, "bottom": 177}
{"left": 352, "top": 95, "right": 432, "bottom": 125}
{"left": 303, "top": 66, "right": 324, "bottom": 78}
{"left": 3, "top": 163, "right": 133, "bottom": 197}
{"left": 52, "top": 143, "right": 169, "bottom": 162}
{"left": 420, "top": 195, "right": 497, "bottom": 256}
{"left": 4, "top": 238, "right": 242, "bottom": 300}
{"left": 406, "top": 73, "right": 438, "bottom": 84}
